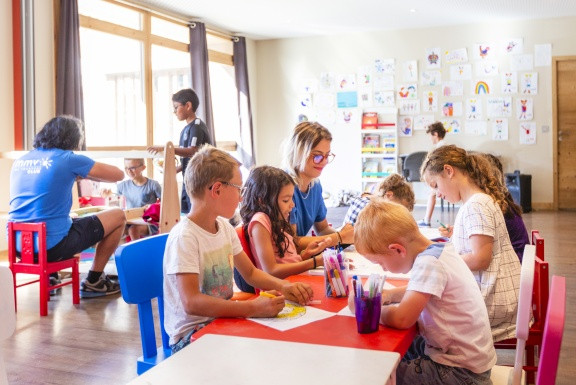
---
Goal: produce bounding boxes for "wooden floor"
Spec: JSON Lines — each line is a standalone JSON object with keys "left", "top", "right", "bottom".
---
{"left": 1, "top": 207, "right": 575, "bottom": 384}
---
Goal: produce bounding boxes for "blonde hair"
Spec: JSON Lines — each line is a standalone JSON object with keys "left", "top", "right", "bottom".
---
{"left": 283, "top": 121, "right": 332, "bottom": 184}
{"left": 354, "top": 199, "right": 419, "bottom": 256}
{"left": 184, "top": 145, "right": 241, "bottom": 198}
{"left": 420, "top": 145, "right": 509, "bottom": 213}
{"left": 377, "top": 173, "right": 415, "bottom": 211}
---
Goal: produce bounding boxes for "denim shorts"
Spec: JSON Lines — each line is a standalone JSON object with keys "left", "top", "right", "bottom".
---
{"left": 170, "top": 323, "right": 208, "bottom": 354}
{"left": 46, "top": 216, "right": 105, "bottom": 262}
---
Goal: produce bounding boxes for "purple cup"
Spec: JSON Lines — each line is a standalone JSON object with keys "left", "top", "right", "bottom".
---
{"left": 354, "top": 292, "right": 382, "bottom": 334}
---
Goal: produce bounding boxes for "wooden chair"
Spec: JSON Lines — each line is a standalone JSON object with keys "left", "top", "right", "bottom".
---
{"left": 490, "top": 244, "right": 536, "bottom": 385}
{"left": 7, "top": 222, "right": 80, "bottom": 316}
{"left": 232, "top": 226, "right": 261, "bottom": 294}
{"left": 0, "top": 267, "right": 16, "bottom": 385}
{"left": 114, "top": 233, "right": 171, "bottom": 375}
{"left": 535, "top": 275, "right": 566, "bottom": 385}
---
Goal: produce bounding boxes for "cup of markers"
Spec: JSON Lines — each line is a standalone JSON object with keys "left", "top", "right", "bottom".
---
{"left": 322, "top": 248, "right": 349, "bottom": 298}
{"left": 353, "top": 274, "right": 385, "bottom": 334}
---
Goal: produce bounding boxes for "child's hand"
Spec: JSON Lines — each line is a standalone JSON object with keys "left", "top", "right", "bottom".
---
{"left": 251, "top": 293, "right": 286, "bottom": 318}
{"left": 100, "top": 188, "right": 112, "bottom": 198}
{"left": 438, "top": 225, "right": 453, "bottom": 237}
{"left": 381, "top": 289, "right": 395, "bottom": 305}
{"left": 303, "top": 238, "right": 330, "bottom": 261}
{"left": 280, "top": 282, "right": 313, "bottom": 305}
{"left": 347, "top": 289, "right": 356, "bottom": 313}
{"left": 147, "top": 146, "right": 164, "bottom": 155}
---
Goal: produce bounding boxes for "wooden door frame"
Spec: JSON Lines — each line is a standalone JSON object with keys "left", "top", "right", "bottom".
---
{"left": 552, "top": 56, "right": 576, "bottom": 210}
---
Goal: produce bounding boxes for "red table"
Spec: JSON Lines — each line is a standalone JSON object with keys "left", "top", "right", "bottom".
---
{"left": 194, "top": 274, "right": 417, "bottom": 355}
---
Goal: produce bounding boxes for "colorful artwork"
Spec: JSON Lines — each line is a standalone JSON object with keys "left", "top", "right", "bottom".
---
{"left": 319, "top": 72, "right": 335, "bottom": 91}
{"left": 442, "top": 101, "right": 462, "bottom": 117}
{"left": 473, "top": 43, "right": 494, "bottom": 60}
{"left": 442, "top": 81, "right": 464, "bottom": 96}
{"left": 396, "top": 84, "right": 417, "bottom": 99}
{"left": 398, "top": 100, "right": 420, "bottom": 115}
{"left": 398, "top": 116, "right": 413, "bottom": 137}
{"left": 403, "top": 60, "right": 418, "bottom": 82}
{"left": 441, "top": 119, "right": 461, "bottom": 134}
{"left": 450, "top": 64, "right": 472, "bottom": 80}
{"left": 520, "top": 72, "right": 538, "bottom": 94}
{"left": 375, "top": 58, "right": 395, "bottom": 75}
{"left": 474, "top": 80, "right": 492, "bottom": 95}
{"left": 445, "top": 48, "right": 468, "bottom": 64}
{"left": 420, "top": 70, "right": 441, "bottom": 86}
{"left": 501, "top": 72, "right": 518, "bottom": 94}
{"left": 519, "top": 122, "right": 536, "bottom": 144}
{"left": 517, "top": 98, "right": 534, "bottom": 121}
{"left": 373, "top": 90, "right": 395, "bottom": 106}
{"left": 475, "top": 61, "right": 499, "bottom": 77}
{"left": 486, "top": 97, "right": 512, "bottom": 117}
{"left": 336, "top": 74, "right": 357, "bottom": 90}
{"left": 492, "top": 119, "right": 509, "bottom": 141}
{"left": 414, "top": 115, "right": 435, "bottom": 131}
{"left": 504, "top": 38, "right": 524, "bottom": 54}
{"left": 337, "top": 108, "right": 360, "bottom": 125}
{"left": 357, "top": 65, "right": 372, "bottom": 86}
{"left": 466, "top": 98, "right": 482, "bottom": 120}
{"left": 357, "top": 87, "right": 373, "bottom": 107}
{"left": 426, "top": 47, "right": 442, "bottom": 69}
{"left": 423, "top": 91, "right": 438, "bottom": 112}
{"left": 299, "top": 78, "right": 318, "bottom": 94}
{"left": 298, "top": 93, "right": 312, "bottom": 108}
{"left": 336, "top": 91, "right": 358, "bottom": 108}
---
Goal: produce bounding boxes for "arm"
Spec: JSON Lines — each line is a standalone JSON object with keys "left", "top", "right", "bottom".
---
{"left": 176, "top": 272, "right": 286, "bottom": 318}
{"left": 251, "top": 222, "right": 325, "bottom": 278}
{"left": 86, "top": 162, "right": 124, "bottom": 182}
{"left": 295, "top": 222, "right": 354, "bottom": 250}
{"left": 380, "top": 290, "right": 430, "bottom": 330}
{"left": 234, "top": 251, "right": 313, "bottom": 305}
{"left": 460, "top": 234, "right": 493, "bottom": 271}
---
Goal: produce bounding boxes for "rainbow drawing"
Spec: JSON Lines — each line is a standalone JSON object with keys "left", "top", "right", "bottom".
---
{"left": 475, "top": 81, "right": 489, "bottom": 94}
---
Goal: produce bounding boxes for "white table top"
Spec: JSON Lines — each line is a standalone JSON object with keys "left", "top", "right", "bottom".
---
{"left": 126, "top": 334, "right": 400, "bottom": 385}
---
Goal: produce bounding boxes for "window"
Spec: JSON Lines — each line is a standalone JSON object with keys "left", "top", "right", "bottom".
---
{"left": 77, "top": 0, "right": 239, "bottom": 153}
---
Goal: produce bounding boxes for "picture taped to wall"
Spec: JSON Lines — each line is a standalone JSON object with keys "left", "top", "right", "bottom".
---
{"left": 519, "top": 122, "right": 536, "bottom": 145}
{"left": 426, "top": 47, "right": 442, "bottom": 69}
{"left": 492, "top": 119, "right": 509, "bottom": 141}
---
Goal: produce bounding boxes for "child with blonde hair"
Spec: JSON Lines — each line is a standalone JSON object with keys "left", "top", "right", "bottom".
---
{"left": 352, "top": 200, "right": 495, "bottom": 385}
{"left": 420, "top": 144, "right": 521, "bottom": 342}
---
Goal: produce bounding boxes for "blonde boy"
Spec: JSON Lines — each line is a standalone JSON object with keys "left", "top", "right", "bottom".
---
{"left": 353, "top": 200, "right": 495, "bottom": 385}
{"left": 163, "top": 145, "right": 313, "bottom": 353}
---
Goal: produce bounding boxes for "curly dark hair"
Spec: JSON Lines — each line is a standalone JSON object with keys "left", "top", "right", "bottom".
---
{"left": 425, "top": 121, "right": 446, "bottom": 139}
{"left": 240, "top": 166, "right": 295, "bottom": 258}
{"left": 32, "top": 115, "right": 84, "bottom": 150}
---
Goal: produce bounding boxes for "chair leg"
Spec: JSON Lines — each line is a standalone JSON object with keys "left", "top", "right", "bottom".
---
{"left": 40, "top": 273, "right": 49, "bottom": 316}
{"left": 526, "top": 345, "right": 536, "bottom": 384}
{"left": 72, "top": 259, "right": 80, "bottom": 305}
{"left": 12, "top": 272, "right": 18, "bottom": 313}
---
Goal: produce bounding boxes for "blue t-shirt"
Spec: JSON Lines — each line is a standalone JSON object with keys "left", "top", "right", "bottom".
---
{"left": 9, "top": 148, "right": 95, "bottom": 249}
{"left": 117, "top": 178, "right": 162, "bottom": 209}
{"left": 290, "top": 181, "right": 327, "bottom": 236}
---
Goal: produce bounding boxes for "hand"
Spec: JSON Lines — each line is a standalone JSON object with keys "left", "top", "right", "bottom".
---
{"left": 337, "top": 223, "right": 354, "bottom": 244}
{"left": 381, "top": 289, "right": 395, "bottom": 305}
{"left": 303, "top": 238, "right": 330, "bottom": 261}
{"left": 250, "top": 293, "right": 286, "bottom": 318}
{"left": 438, "top": 225, "right": 453, "bottom": 237}
{"left": 100, "top": 188, "right": 112, "bottom": 198}
{"left": 347, "top": 289, "right": 356, "bottom": 313}
{"left": 147, "top": 146, "right": 164, "bottom": 155}
{"left": 280, "top": 282, "right": 313, "bottom": 305}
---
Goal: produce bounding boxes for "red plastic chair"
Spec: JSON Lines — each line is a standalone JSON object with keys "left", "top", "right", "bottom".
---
{"left": 531, "top": 230, "right": 544, "bottom": 260}
{"left": 7, "top": 222, "right": 80, "bottom": 316}
{"left": 233, "top": 226, "right": 261, "bottom": 294}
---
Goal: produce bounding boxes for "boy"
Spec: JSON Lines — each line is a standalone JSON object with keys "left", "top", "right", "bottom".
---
{"left": 102, "top": 158, "right": 162, "bottom": 240}
{"left": 418, "top": 121, "right": 447, "bottom": 227}
{"left": 352, "top": 200, "right": 495, "bottom": 384}
{"left": 163, "top": 145, "right": 313, "bottom": 354}
{"left": 147, "top": 88, "right": 213, "bottom": 214}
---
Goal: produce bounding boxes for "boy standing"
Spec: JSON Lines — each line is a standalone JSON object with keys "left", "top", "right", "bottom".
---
{"left": 352, "top": 200, "right": 495, "bottom": 384}
{"left": 418, "top": 121, "right": 447, "bottom": 227}
{"left": 163, "top": 145, "right": 313, "bottom": 353}
{"left": 147, "top": 88, "right": 213, "bottom": 214}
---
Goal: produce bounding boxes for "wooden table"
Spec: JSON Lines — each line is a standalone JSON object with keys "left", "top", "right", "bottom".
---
{"left": 126, "top": 334, "right": 401, "bottom": 385}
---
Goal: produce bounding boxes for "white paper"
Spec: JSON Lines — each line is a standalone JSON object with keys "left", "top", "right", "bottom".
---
{"left": 249, "top": 302, "right": 337, "bottom": 331}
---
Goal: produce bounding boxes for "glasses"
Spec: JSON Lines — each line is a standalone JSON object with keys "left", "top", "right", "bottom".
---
{"left": 173, "top": 103, "right": 184, "bottom": 112}
{"left": 125, "top": 165, "right": 144, "bottom": 171}
{"left": 209, "top": 181, "right": 244, "bottom": 195}
{"left": 311, "top": 152, "right": 335, "bottom": 164}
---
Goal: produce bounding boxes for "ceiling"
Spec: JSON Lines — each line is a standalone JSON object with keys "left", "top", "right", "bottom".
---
{"left": 134, "top": 0, "right": 576, "bottom": 40}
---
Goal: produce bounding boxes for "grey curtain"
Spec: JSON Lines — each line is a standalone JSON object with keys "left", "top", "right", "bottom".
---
{"left": 189, "top": 22, "right": 215, "bottom": 145}
{"left": 233, "top": 36, "right": 255, "bottom": 168}
{"left": 56, "top": 0, "right": 84, "bottom": 129}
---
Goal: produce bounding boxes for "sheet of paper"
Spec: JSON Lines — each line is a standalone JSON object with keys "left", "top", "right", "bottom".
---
{"left": 249, "top": 302, "right": 337, "bottom": 331}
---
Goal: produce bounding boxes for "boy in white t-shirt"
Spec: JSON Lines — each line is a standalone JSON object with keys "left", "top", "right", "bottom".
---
{"left": 163, "top": 145, "right": 313, "bottom": 354}
{"left": 351, "top": 200, "right": 496, "bottom": 385}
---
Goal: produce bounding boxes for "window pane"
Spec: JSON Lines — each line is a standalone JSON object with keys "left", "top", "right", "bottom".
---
{"left": 78, "top": 0, "right": 142, "bottom": 30}
{"left": 209, "top": 62, "right": 240, "bottom": 142}
{"left": 151, "top": 17, "right": 189, "bottom": 44}
{"left": 80, "top": 28, "right": 147, "bottom": 146}
{"left": 207, "top": 34, "right": 233, "bottom": 55}
{"left": 151, "top": 45, "right": 191, "bottom": 145}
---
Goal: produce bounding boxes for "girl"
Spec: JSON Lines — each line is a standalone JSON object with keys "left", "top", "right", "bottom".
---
{"left": 283, "top": 121, "right": 354, "bottom": 249}
{"left": 240, "top": 166, "right": 330, "bottom": 278}
{"left": 421, "top": 145, "right": 521, "bottom": 342}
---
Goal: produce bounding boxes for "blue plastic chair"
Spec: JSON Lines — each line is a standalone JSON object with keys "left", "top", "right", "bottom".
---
{"left": 114, "top": 233, "right": 171, "bottom": 375}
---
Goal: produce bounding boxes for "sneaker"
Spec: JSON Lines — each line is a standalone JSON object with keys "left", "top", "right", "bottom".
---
{"left": 417, "top": 220, "right": 431, "bottom": 227}
{"left": 49, "top": 276, "right": 62, "bottom": 296}
{"left": 80, "top": 273, "right": 121, "bottom": 298}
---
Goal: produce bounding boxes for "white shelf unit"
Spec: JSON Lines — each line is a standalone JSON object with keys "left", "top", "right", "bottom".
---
{"left": 360, "top": 108, "right": 398, "bottom": 193}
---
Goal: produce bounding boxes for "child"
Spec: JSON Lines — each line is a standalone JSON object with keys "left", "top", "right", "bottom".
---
{"left": 418, "top": 121, "right": 447, "bottom": 227}
{"left": 103, "top": 158, "right": 162, "bottom": 240}
{"left": 421, "top": 145, "right": 521, "bottom": 342}
{"left": 147, "top": 88, "right": 213, "bottom": 214}
{"left": 352, "top": 200, "right": 496, "bottom": 385}
{"left": 239, "top": 166, "right": 331, "bottom": 280}
{"left": 483, "top": 153, "right": 530, "bottom": 262}
{"left": 163, "top": 145, "right": 313, "bottom": 354}
{"left": 344, "top": 173, "right": 415, "bottom": 225}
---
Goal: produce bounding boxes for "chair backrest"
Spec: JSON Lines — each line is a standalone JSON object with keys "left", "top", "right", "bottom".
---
{"left": 7, "top": 222, "right": 45, "bottom": 265}
{"left": 536, "top": 275, "right": 566, "bottom": 385}
{"left": 531, "top": 230, "right": 544, "bottom": 260}
{"left": 510, "top": 244, "right": 536, "bottom": 385}
{"left": 114, "top": 233, "right": 170, "bottom": 374}
{"left": 402, "top": 151, "right": 428, "bottom": 182}
{"left": 532, "top": 256, "right": 549, "bottom": 334}
{"left": 232, "top": 226, "right": 260, "bottom": 294}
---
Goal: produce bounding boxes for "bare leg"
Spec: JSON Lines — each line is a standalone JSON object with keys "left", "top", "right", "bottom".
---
{"left": 424, "top": 191, "right": 436, "bottom": 224}
{"left": 128, "top": 224, "right": 150, "bottom": 241}
{"left": 90, "top": 208, "right": 126, "bottom": 272}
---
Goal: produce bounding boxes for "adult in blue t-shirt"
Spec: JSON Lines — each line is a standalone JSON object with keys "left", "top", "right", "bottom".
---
{"left": 283, "top": 121, "right": 354, "bottom": 249}
{"left": 9, "top": 115, "right": 126, "bottom": 298}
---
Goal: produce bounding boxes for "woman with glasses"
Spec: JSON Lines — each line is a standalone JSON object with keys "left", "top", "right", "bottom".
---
{"left": 283, "top": 122, "right": 354, "bottom": 249}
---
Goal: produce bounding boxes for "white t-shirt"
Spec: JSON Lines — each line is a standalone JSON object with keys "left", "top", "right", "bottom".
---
{"left": 408, "top": 242, "right": 497, "bottom": 373}
{"left": 163, "top": 216, "right": 243, "bottom": 345}
{"left": 452, "top": 192, "right": 521, "bottom": 342}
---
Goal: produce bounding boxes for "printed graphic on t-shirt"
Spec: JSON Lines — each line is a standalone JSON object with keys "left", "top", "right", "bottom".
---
{"left": 202, "top": 246, "right": 234, "bottom": 299}
{"left": 12, "top": 158, "right": 52, "bottom": 174}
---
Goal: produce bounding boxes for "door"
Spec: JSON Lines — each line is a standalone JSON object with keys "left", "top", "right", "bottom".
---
{"left": 553, "top": 57, "right": 576, "bottom": 210}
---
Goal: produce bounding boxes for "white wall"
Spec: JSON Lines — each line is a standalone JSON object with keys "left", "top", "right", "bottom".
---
{"left": 253, "top": 16, "right": 576, "bottom": 207}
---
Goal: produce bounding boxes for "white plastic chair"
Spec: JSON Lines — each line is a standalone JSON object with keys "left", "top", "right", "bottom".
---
{"left": 0, "top": 266, "right": 16, "bottom": 385}
{"left": 490, "top": 244, "right": 536, "bottom": 385}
